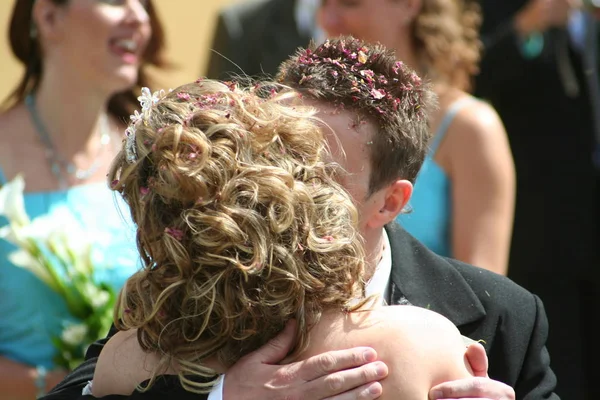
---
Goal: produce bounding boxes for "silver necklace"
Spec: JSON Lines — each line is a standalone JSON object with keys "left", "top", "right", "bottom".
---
{"left": 25, "top": 94, "right": 111, "bottom": 189}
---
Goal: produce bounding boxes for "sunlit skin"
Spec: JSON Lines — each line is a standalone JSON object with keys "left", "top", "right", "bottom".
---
{"left": 312, "top": 101, "right": 413, "bottom": 279}
{"left": 37, "top": 0, "right": 152, "bottom": 94}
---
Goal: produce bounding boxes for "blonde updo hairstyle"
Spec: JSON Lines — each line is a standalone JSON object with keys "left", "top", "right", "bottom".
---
{"left": 108, "top": 80, "right": 367, "bottom": 393}
{"left": 412, "top": 0, "right": 482, "bottom": 91}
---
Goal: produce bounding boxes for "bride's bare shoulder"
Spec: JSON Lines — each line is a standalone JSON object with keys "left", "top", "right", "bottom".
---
{"left": 359, "top": 305, "right": 467, "bottom": 362}
{"left": 93, "top": 329, "right": 165, "bottom": 397}
{"left": 305, "top": 305, "right": 472, "bottom": 399}
{"left": 309, "top": 305, "right": 462, "bottom": 352}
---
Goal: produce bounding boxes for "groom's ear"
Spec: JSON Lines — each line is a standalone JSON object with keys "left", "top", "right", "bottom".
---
{"left": 367, "top": 179, "right": 412, "bottom": 229}
{"left": 464, "top": 342, "right": 489, "bottom": 377}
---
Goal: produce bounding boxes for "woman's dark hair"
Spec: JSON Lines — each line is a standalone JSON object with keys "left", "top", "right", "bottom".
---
{"left": 2, "top": 0, "right": 169, "bottom": 122}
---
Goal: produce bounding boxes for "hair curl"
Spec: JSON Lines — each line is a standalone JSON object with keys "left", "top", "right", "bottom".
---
{"left": 108, "top": 80, "right": 367, "bottom": 393}
{"left": 413, "top": 0, "right": 482, "bottom": 91}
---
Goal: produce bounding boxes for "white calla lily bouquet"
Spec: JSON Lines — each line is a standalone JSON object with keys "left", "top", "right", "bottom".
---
{"left": 0, "top": 175, "right": 116, "bottom": 370}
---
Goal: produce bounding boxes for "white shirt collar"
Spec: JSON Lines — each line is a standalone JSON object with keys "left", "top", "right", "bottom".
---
{"left": 365, "top": 229, "right": 392, "bottom": 306}
{"left": 207, "top": 375, "right": 224, "bottom": 400}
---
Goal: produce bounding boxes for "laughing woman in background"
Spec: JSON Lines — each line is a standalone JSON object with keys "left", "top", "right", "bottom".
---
{"left": 0, "top": 1, "right": 167, "bottom": 398}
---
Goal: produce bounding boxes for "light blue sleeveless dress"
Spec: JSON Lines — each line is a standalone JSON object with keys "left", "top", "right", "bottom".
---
{"left": 0, "top": 169, "right": 139, "bottom": 369}
{"left": 397, "top": 97, "right": 476, "bottom": 257}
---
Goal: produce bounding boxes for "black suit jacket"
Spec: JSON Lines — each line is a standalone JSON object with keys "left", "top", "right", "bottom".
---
{"left": 205, "top": 0, "right": 311, "bottom": 81}
{"left": 41, "top": 225, "right": 558, "bottom": 399}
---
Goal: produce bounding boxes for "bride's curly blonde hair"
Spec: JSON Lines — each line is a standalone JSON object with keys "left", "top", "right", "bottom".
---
{"left": 108, "top": 79, "right": 366, "bottom": 393}
{"left": 413, "top": 0, "right": 482, "bottom": 91}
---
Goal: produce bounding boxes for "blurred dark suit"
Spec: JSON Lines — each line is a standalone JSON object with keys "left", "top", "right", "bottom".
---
{"left": 205, "top": 0, "right": 313, "bottom": 80}
{"left": 474, "top": 2, "right": 600, "bottom": 399}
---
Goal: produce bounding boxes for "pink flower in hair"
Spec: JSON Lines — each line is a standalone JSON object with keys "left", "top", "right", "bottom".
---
{"left": 370, "top": 89, "right": 386, "bottom": 100}
{"left": 410, "top": 72, "right": 422, "bottom": 85}
{"left": 224, "top": 81, "right": 237, "bottom": 91}
{"left": 392, "top": 61, "right": 404, "bottom": 75}
{"left": 165, "top": 227, "right": 184, "bottom": 241}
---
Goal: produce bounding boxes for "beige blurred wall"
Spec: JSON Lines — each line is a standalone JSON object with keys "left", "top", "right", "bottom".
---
{"left": 0, "top": 0, "right": 242, "bottom": 101}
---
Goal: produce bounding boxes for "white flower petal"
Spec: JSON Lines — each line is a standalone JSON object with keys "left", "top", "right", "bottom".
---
{"left": 130, "top": 110, "right": 142, "bottom": 124}
{"left": 90, "top": 289, "right": 110, "bottom": 309}
{"left": 0, "top": 224, "right": 19, "bottom": 244}
{"left": 61, "top": 323, "right": 89, "bottom": 347}
{"left": 0, "top": 174, "right": 30, "bottom": 227}
{"left": 8, "top": 249, "right": 58, "bottom": 291}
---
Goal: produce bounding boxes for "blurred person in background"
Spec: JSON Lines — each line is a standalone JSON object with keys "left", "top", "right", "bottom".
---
{"left": 318, "top": 0, "right": 516, "bottom": 276}
{"left": 475, "top": 0, "right": 600, "bottom": 398}
{"left": 0, "top": 0, "right": 166, "bottom": 398}
{"left": 205, "top": 0, "right": 324, "bottom": 80}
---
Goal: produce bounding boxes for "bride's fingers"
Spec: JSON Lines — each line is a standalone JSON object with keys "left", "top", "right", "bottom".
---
{"left": 323, "top": 382, "right": 384, "bottom": 400}
{"left": 296, "top": 347, "right": 380, "bottom": 382}
{"left": 303, "top": 361, "right": 388, "bottom": 400}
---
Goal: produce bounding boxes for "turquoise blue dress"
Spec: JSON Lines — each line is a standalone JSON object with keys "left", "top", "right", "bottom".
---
{"left": 0, "top": 169, "right": 139, "bottom": 369}
{"left": 397, "top": 97, "right": 476, "bottom": 257}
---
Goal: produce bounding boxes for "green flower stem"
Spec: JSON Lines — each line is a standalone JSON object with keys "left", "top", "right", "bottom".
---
{"left": 27, "top": 238, "right": 68, "bottom": 295}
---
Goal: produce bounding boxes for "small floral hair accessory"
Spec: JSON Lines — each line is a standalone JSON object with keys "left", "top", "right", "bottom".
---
{"left": 125, "top": 87, "right": 165, "bottom": 164}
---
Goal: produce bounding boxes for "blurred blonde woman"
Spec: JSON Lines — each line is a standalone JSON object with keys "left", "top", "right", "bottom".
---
{"left": 320, "top": 0, "right": 516, "bottom": 275}
{"left": 89, "top": 80, "right": 487, "bottom": 399}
